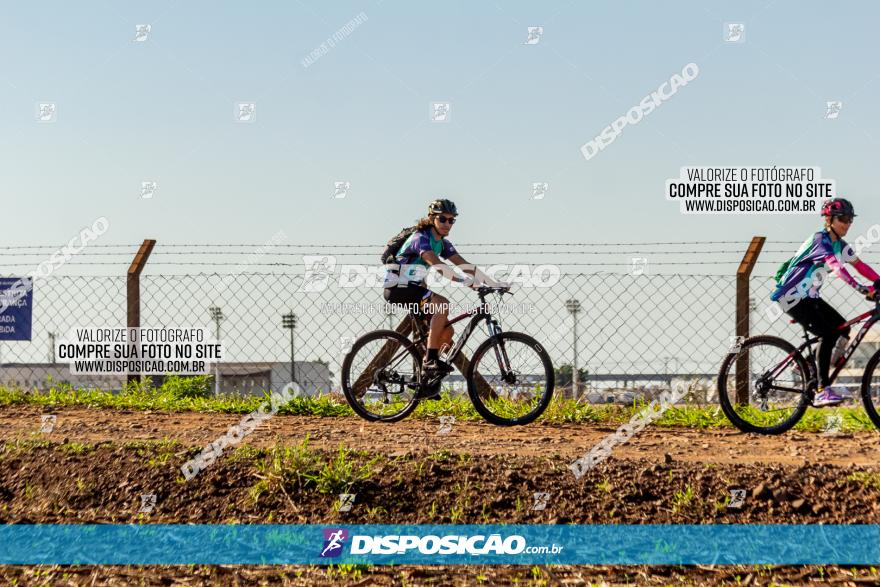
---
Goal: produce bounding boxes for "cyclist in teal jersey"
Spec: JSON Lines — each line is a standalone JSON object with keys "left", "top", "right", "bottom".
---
{"left": 383, "top": 199, "right": 506, "bottom": 386}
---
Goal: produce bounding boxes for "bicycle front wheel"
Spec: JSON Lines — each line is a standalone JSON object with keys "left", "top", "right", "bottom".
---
{"left": 466, "top": 332, "right": 554, "bottom": 426}
{"left": 341, "top": 330, "right": 422, "bottom": 422}
{"left": 859, "top": 348, "right": 880, "bottom": 429}
{"left": 717, "top": 335, "right": 810, "bottom": 434}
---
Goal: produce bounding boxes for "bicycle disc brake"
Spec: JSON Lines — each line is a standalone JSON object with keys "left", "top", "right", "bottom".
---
{"left": 752, "top": 376, "right": 771, "bottom": 412}
{"left": 373, "top": 368, "right": 403, "bottom": 404}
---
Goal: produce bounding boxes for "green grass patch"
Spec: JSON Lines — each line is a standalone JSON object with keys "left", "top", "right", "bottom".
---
{"left": 59, "top": 442, "right": 93, "bottom": 455}
{"left": 847, "top": 471, "right": 880, "bottom": 490}
{"left": 671, "top": 485, "right": 697, "bottom": 514}
{"left": 249, "top": 436, "right": 380, "bottom": 503}
{"left": 2, "top": 382, "right": 880, "bottom": 430}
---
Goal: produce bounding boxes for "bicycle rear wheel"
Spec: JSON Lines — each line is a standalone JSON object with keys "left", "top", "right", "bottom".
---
{"left": 341, "top": 330, "right": 422, "bottom": 422}
{"left": 717, "top": 335, "right": 810, "bottom": 434}
{"left": 466, "top": 331, "right": 554, "bottom": 426}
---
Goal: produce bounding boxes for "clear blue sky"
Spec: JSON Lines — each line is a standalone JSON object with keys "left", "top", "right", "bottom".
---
{"left": 3, "top": 0, "right": 880, "bottom": 379}
{"left": 1, "top": 0, "right": 878, "bottom": 250}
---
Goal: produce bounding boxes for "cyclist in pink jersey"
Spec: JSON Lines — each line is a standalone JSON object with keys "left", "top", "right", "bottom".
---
{"left": 771, "top": 198, "right": 879, "bottom": 405}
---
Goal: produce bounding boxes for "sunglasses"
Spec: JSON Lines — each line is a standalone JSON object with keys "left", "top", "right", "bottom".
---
{"left": 435, "top": 215, "right": 456, "bottom": 225}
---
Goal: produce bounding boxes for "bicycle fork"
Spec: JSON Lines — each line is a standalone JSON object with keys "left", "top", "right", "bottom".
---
{"left": 487, "top": 319, "right": 515, "bottom": 383}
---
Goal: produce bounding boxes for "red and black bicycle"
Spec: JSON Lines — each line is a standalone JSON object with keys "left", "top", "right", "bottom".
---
{"left": 718, "top": 279, "right": 880, "bottom": 434}
{"left": 341, "top": 285, "right": 554, "bottom": 425}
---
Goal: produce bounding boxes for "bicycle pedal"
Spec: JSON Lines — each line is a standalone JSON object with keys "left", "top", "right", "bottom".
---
{"left": 420, "top": 374, "right": 443, "bottom": 387}
{"left": 416, "top": 380, "right": 443, "bottom": 399}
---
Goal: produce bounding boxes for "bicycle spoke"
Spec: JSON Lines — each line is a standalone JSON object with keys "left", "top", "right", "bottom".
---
{"left": 766, "top": 385, "right": 805, "bottom": 394}
{"left": 471, "top": 334, "right": 552, "bottom": 424}
{"left": 345, "top": 334, "right": 420, "bottom": 420}
{"left": 718, "top": 336, "right": 810, "bottom": 433}
{"left": 859, "top": 351, "right": 880, "bottom": 428}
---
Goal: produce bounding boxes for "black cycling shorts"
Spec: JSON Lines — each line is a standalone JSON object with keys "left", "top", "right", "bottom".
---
{"left": 383, "top": 282, "right": 433, "bottom": 317}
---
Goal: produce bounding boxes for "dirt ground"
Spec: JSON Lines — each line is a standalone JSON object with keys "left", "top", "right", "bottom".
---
{"left": 3, "top": 406, "right": 880, "bottom": 586}
{"left": 2, "top": 405, "right": 879, "bottom": 467}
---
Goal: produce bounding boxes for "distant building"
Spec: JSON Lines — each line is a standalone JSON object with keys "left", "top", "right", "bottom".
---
{"left": 0, "top": 361, "right": 331, "bottom": 396}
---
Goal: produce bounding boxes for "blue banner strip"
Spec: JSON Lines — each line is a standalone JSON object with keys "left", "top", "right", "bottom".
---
{"left": 0, "top": 524, "right": 878, "bottom": 565}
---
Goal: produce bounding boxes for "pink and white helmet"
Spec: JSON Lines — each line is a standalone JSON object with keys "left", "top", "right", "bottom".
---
{"left": 821, "top": 197, "right": 856, "bottom": 218}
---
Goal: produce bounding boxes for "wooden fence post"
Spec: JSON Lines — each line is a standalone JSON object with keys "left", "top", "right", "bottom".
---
{"left": 735, "top": 236, "right": 766, "bottom": 404}
{"left": 126, "top": 239, "right": 156, "bottom": 388}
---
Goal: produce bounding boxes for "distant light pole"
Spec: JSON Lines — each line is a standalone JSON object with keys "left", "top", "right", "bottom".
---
{"left": 48, "top": 332, "right": 56, "bottom": 363}
{"left": 565, "top": 298, "right": 582, "bottom": 399}
{"left": 748, "top": 296, "right": 758, "bottom": 332}
{"left": 383, "top": 303, "right": 394, "bottom": 331}
{"left": 209, "top": 306, "right": 224, "bottom": 395}
{"left": 662, "top": 356, "right": 680, "bottom": 387}
{"left": 282, "top": 311, "right": 298, "bottom": 386}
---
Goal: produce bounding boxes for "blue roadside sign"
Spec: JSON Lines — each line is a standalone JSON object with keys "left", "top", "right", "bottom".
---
{"left": 0, "top": 277, "right": 34, "bottom": 341}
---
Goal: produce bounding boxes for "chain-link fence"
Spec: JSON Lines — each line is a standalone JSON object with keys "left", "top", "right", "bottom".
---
{"left": 4, "top": 238, "right": 880, "bottom": 403}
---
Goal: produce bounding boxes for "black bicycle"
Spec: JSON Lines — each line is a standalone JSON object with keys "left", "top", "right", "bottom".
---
{"left": 717, "top": 279, "right": 880, "bottom": 434}
{"left": 340, "top": 285, "right": 554, "bottom": 425}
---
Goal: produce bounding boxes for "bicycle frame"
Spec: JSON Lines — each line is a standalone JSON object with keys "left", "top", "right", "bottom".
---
{"left": 410, "top": 295, "right": 505, "bottom": 365}
{"left": 369, "top": 288, "right": 514, "bottom": 393}
{"left": 769, "top": 303, "right": 880, "bottom": 392}
{"left": 826, "top": 307, "right": 880, "bottom": 384}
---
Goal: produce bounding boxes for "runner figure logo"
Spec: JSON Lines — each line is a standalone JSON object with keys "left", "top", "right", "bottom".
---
{"left": 431, "top": 102, "right": 450, "bottom": 122}
{"left": 524, "top": 26, "right": 543, "bottom": 45}
{"left": 37, "top": 103, "right": 57, "bottom": 123}
{"left": 437, "top": 415, "right": 455, "bottom": 435}
{"left": 531, "top": 182, "right": 548, "bottom": 200}
{"left": 727, "top": 488, "right": 746, "bottom": 509}
{"left": 134, "top": 24, "right": 151, "bottom": 42}
{"left": 320, "top": 528, "right": 349, "bottom": 558}
{"left": 338, "top": 493, "right": 356, "bottom": 512}
{"left": 822, "top": 412, "right": 843, "bottom": 436}
{"left": 824, "top": 101, "right": 843, "bottom": 120}
{"left": 728, "top": 335, "right": 745, "bottom": 354}
{"left": 333, "top": 181, "right": 351, "bottom": 199}
{"left": 141, "top": 181, "right": 158, "bottom": 199}
{"left": 339, "top": 336, "right": 355, "bottom": 356}
{"left": 532, "top": 492, "right": 550, "bottom": 511}
{"left": 40, "top": 414, "right": 57, "bottom": 434}
{"left": 139, "top": 493, "right": 157, "bottom": 513}
{"left": 299, "top": 255, "right": 336, "bottom": 292}
{"left": 236, "top": 102, "right": 256, "bottom": 123}
{"left": 631, "top": 257, "right": 648, "bottom": 276}
{"left": 724, "top": 23, "right": 745, "bottom": 42}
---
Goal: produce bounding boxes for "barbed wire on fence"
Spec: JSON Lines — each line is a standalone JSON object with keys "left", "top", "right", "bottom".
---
{"left": 2, "top": 240, "right": 880, "bottom": 404}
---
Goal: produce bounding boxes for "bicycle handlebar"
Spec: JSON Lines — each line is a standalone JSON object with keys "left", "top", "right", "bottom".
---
{"left": 476, "top": 285, "right": 511, "bottom": 296}
{"left": 865, "top": 279, "right": 880, "bottom": 303}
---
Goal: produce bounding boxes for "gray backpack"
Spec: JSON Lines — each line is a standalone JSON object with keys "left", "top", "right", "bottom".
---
{"left": 380, "top": 226, "right": 418, "bottom": 265}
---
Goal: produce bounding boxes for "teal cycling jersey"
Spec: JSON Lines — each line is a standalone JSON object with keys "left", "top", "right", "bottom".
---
{"left": 383, "top": 228, "right": 458, "bottom": 287}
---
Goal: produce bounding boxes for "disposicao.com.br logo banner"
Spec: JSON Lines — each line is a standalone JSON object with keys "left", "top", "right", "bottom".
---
{"left": 319, "top": 526, "right": 563, "bottom": 561}
{"left": 1, "top": 525, "right": 879, "bottom": 565}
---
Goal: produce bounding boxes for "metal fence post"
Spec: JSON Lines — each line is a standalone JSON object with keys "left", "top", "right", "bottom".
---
{"left": 127, "top": 239, "right": 156, "bottom": 388}
{"left": 735, "top": 236, "right": 765, "bottom": 404}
